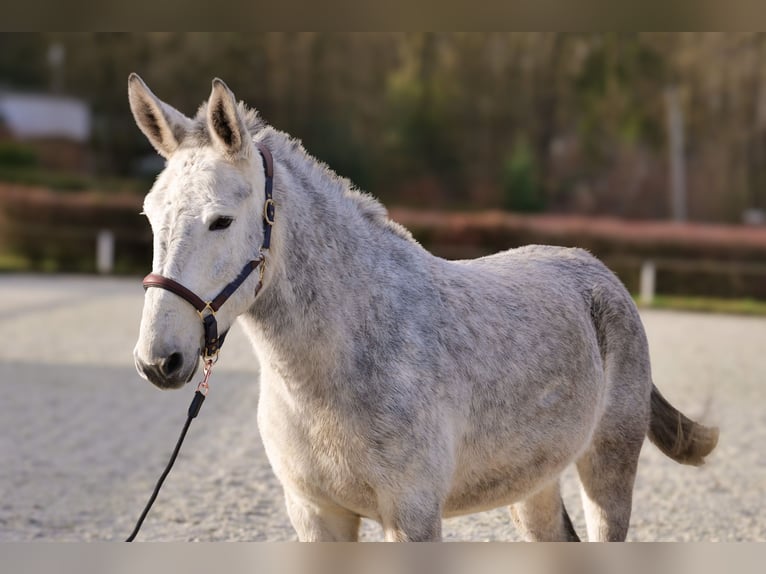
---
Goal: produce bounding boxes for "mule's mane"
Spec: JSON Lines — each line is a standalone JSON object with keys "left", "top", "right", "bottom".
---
{"left": 189, "top": 101, "right": 416, "bottom": 244}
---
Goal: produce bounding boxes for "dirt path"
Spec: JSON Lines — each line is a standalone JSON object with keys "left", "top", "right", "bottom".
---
{"left": 0, "top": 274, "right": 763, "bottom": 541}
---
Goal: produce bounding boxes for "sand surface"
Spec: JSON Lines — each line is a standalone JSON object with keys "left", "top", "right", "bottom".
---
{"left": 0, "top": 274, "right": 763, "bottom": 541}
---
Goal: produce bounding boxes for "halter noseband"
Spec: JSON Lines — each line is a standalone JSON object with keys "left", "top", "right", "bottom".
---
{"left": 142, "top": 142, "right": 275, "bottom": 360}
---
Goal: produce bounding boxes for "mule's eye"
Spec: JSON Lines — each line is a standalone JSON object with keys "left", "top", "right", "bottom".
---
{"left": 209, "top": 216, "right": 233, "bottom": 231}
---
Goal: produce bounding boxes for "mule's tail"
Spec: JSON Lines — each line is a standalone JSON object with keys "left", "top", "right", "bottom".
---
{"left": 647, "top": 385, "right": 719, "bottom": 466}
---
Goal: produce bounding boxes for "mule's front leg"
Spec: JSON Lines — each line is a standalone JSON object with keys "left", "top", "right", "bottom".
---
{"left": 285, "top": 490, "right": 361, "bottom": 541}
{"left": 379, "top": 494, "right": 443, "bottom": 542}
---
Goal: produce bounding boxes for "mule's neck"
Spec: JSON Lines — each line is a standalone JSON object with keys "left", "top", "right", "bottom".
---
{"left": 240, "top": 130, "right": 430, "bottom": 384}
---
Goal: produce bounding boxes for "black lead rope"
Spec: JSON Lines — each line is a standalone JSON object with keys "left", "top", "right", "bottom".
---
{"left": 125, "top": 386, "right": 207, "bottom": 542}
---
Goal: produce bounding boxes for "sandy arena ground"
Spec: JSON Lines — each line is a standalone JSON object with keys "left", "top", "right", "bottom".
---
{"left": 0, "top": 274, "right": 763, "bottom": 541}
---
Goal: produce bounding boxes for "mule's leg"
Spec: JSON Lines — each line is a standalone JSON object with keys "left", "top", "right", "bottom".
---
{"left": 509, "top": 481, "right": 580, "bottom": 541}
{"left": 575, "top": 431, "right": 643, "bottom": 542}
{"left": 378, "top": 494, "right": 443, "bottom": 542}
{"left": 284, "top": 490, "right": 361, "bottom": 541}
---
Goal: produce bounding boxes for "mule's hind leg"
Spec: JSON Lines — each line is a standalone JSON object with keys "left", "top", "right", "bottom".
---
{"left": 509, "top": 481, "right": 580, "bottom": 541}
{"left": 285, "top": 490, "right": 361, "bottom": 541}
{"left": 575, "top": 431, "right": 644, "bottom": 541}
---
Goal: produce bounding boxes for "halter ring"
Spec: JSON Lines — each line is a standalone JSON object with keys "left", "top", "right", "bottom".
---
{"left": 196, "top": 302, "right": 216, "bottom": 319}
{"left": 263, "top": 198, "right": 276, "bottom": 225}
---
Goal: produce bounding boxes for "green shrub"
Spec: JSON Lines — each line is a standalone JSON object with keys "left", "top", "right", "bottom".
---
{"left": 502, "top": 138, "right": 544, "bottom": 213}
{"left": 0, "top": 166, "right": 90, "bottom": 191}
{"left": 0, "top": 142, "right": 38, "bottom": 168}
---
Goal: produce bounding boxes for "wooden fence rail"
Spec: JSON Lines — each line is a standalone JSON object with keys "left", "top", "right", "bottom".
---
{"left": 2, "top": 186, "right": 766, "bottom": 299}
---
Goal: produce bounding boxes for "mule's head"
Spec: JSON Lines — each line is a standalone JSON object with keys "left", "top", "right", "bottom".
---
{"left": 129, "top": 74, "right": 267, "bottom": 389}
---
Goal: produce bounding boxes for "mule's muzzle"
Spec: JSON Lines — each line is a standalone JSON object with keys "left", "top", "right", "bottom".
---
{"left": 134, "top": 350, "right": 199, "bottom": 389}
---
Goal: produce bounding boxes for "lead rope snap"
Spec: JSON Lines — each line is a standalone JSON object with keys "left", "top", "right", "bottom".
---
{"left": 197, "top": 358, "right": 215, "bottom": 396}
{"left": 125, "top": 358, "right": 215, "bottom": 542}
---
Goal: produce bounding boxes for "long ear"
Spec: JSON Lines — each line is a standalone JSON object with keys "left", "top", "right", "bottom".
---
{"left": 128, "top": 73, "right": 191, "bottom": 158}
{"left": 207, "top": 78, "right": 251, "bottom": 159}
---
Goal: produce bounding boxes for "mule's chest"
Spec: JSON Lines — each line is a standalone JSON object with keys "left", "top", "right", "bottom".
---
{"left": 256, "top": 380, "right": 379, "bottom": 517}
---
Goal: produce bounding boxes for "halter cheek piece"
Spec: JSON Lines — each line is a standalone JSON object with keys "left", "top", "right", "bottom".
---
{"left": 142, "top": 142, "right": 275, "bottom": 361}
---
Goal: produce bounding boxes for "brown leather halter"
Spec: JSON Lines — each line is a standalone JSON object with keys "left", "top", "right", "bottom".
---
{"left": 142, "top": 142, "right": 275, "bottom": 360}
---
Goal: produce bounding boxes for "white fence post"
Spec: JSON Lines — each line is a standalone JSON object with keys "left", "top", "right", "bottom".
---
{"left": 640, "top": 260, "right": 656, "bottom": 306}
{"left": 97, "top": 230, "right": 114, "bottom": 274}
{"left": 665, "top": 85, "right": 687, "bottom": 222}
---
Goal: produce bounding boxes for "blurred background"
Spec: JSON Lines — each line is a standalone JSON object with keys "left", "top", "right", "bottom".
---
{"left": 1, "top": 33, "right": 765, "bottom": 543}
{"left": 1, "top": 33, "right": 766, "bottom": 306}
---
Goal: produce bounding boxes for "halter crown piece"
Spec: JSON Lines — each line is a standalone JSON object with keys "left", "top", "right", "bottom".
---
{"left": 142, "top": 142, "right": 275, "bottom": 360}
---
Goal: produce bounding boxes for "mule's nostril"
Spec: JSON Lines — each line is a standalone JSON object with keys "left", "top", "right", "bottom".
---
{"left": 161, "top": 352, "right": 183, "bottom": 377}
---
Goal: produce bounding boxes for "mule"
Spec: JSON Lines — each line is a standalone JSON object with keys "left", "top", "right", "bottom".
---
{"left": 129, "top": 74, "right": 718, "bottom": 542}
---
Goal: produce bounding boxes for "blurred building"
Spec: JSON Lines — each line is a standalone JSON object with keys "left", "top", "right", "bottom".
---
{"left": 0, "top": 90, "right": 91, "bottom": 171}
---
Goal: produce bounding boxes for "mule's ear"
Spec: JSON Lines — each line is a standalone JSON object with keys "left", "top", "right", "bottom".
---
{"left": 128, "top": 73, "right": 191, "bottom": 158}
{"left": 207, "top": 78, "right": 250, "bottom": 159}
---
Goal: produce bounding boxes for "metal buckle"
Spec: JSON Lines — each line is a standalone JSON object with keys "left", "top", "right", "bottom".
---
{"left": 263, "top": 198, "right": 276, "bottom": 225}
{"left": 252, "top": 248, "right": 267, "bottom": 284}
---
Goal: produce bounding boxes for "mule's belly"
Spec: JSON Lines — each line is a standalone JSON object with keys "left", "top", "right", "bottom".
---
{"left": 443, "top": 442, "right": 584, "bottom": 518}
{"left": 444, "top": 373, "right": 606, "bottom": 517}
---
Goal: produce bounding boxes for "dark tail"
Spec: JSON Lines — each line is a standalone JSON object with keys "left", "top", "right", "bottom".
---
{"left": 648, "top": 385, "right": 719, "bottom": 466}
